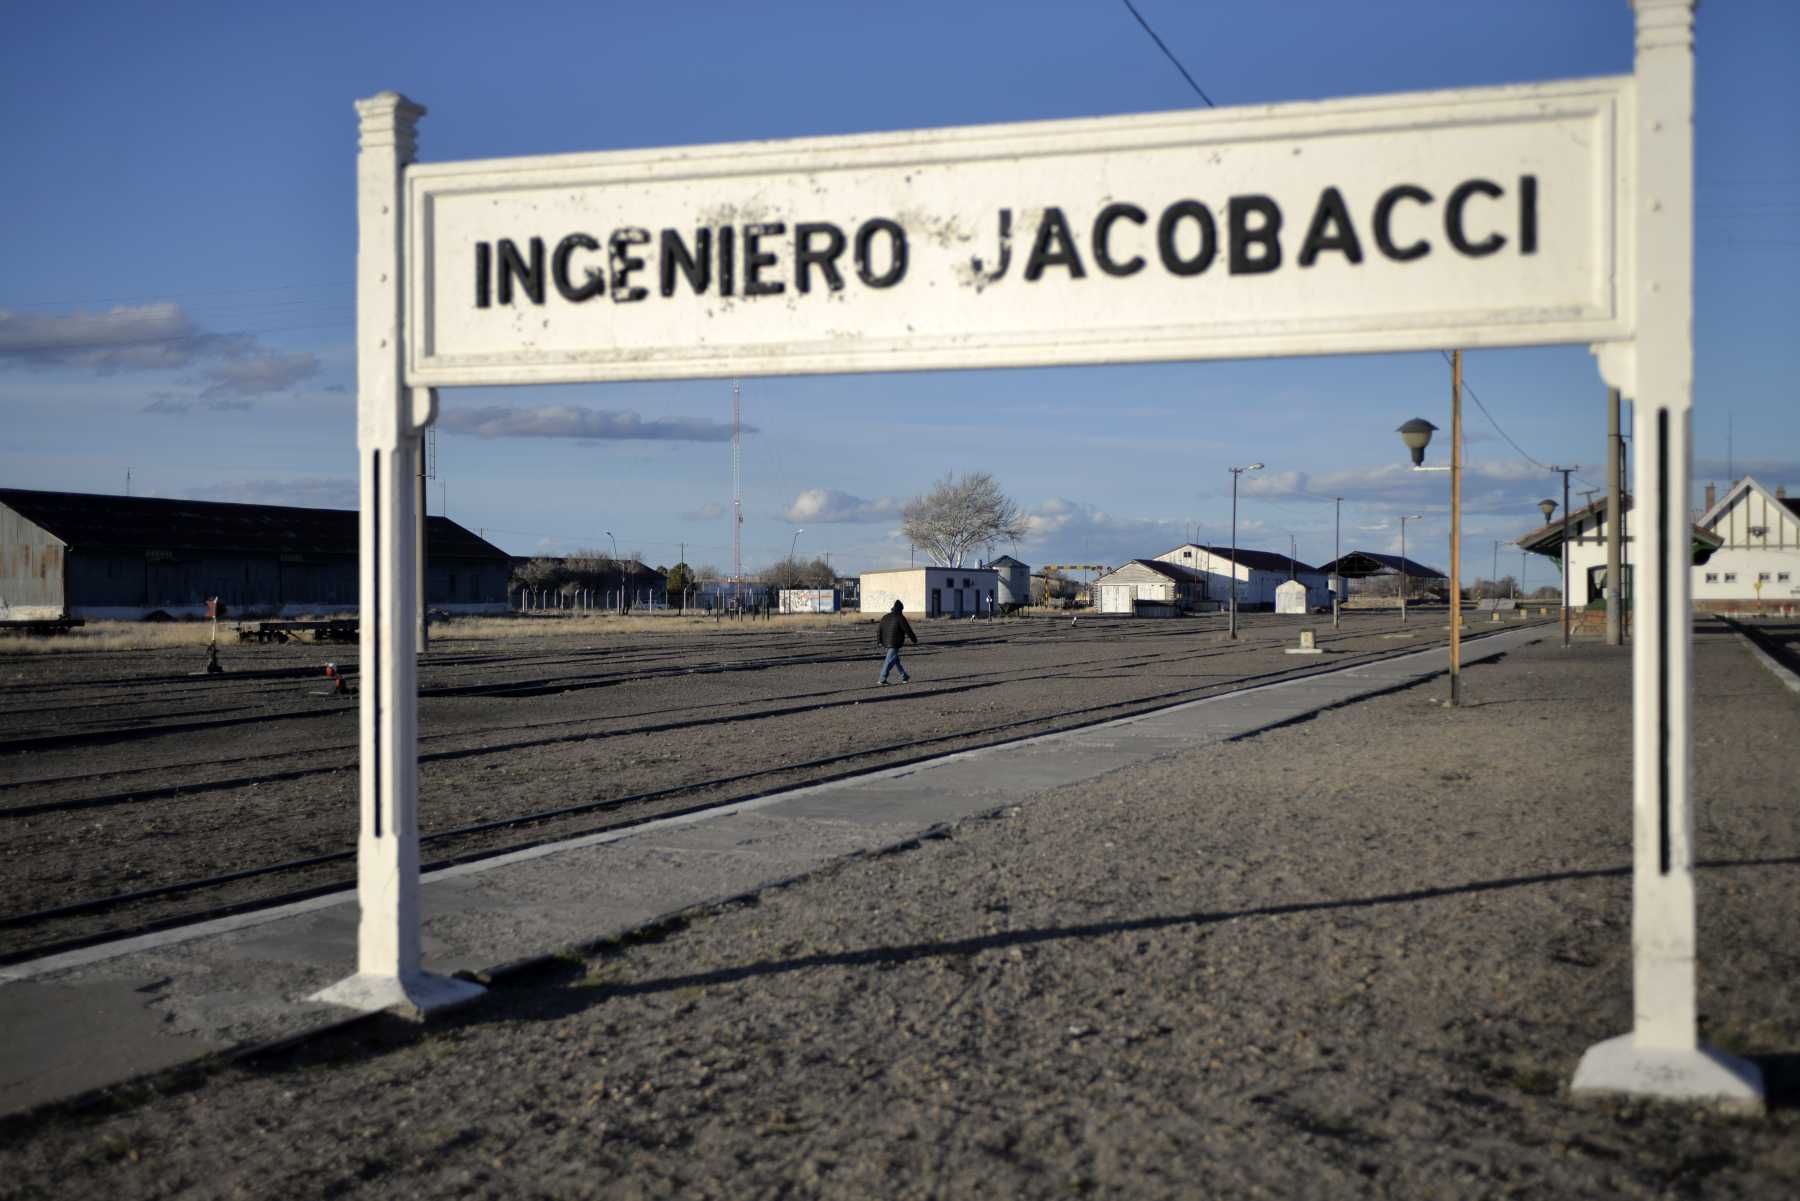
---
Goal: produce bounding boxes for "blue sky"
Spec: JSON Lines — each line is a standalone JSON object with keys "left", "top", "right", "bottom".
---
{"left": 3, "top": 1, "right": 1795, "bottom": 587}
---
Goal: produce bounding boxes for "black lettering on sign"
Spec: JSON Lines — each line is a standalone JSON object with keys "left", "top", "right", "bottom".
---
{"left": 795, "top": 222, "right": 847, "bottom": 293}
{"left": 1297, "top": 187, "right": 1364, "bottom": 267}
{"left": 1446, "top": 179, "right": 1505, "bottom": 256}
{"left": 971, "top": 209, "right": 1012, "bottom": 284}
{"left": 609, "top": 229, "right": 650, "bottom": 302}
{"left": 743, "top": 223, "right": 787, "bottom": 297}
{"left": 1093, "top": 203, "right": 1147, "bottom": 277}
{"left": 475, "top": 241, "right": 491, "bottom": 308}
{"left": 1228, "top": 196, "right": 1283, "bottom": 275}
{"left": 1157, "top": 201, "right": 1217, "bottom": 276}
{"left": 497, "top": 237, "right": 546, "bottom": 305}
{"left": 719, "top": 226, "right": 736, "bottom": 297}
{"left": 855, "top": 219, "right": 907, "bottom": 288}
{"left": 1024, "top": 207, "right": 1086, "bottom": 281}
{"left": 553, "top": 233, "right": 604, "bottom": 302}
{"left": 661, "top": 228, "right": 712, "bottom": 296}
{"left": 1519, "top": 174, "right": 1538, "bottom": 255}
{"left": 1374, "top": 185, "right": 1432, "bottom": 261}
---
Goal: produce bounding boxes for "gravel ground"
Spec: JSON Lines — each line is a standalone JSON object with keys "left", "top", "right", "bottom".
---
{"left": 0, "top": 610, "right": 1510, "bottom": 956}
{"left": 1, "top": 621, "right": 1796, "bottom": 1199}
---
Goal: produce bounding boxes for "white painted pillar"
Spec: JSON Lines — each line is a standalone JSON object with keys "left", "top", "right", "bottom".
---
{"left": 1573, "top": 1, "right": 1759, "bottom": 1107}
{"left": 313, "top": 92, "right": 482, "bottom": 1017}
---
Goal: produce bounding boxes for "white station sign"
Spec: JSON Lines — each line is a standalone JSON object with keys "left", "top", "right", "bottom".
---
{"left": 406, "top": 78, "right": 1630, "bottom": 386}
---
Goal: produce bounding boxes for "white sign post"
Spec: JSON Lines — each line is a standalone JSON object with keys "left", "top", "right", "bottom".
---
{"left": 317, "top": 0, "right": 1763, "bottom": 1108}
{"left": 310, "top": 93, "right": 482, "bottom": 1017}
{"left": 1570, "top": 0, "right": 1760, "bottom": 1108}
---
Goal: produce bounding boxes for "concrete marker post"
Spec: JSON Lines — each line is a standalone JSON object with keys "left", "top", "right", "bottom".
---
{"left": 311, "top": 92, "right": 484, "bottom": 1018}
{"left": 1572, "top": 0, "right": 1761, "bottom": 1109}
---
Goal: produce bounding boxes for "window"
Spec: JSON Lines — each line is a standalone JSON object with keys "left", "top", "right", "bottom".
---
{"left": 1723, "top": 573, "right": 1737, "bottom": 583}
{"left": 1759, "top": 572, "right": 1772, "bottom": 582}
{"left": 1781, "top": 573, "right": 1792, "bottom": 583}
{"left": 1705, "top": 573, "right": 1719, "bottom": 583}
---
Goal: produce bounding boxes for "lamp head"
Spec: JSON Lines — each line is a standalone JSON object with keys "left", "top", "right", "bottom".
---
{"left": 1538, "top": 499, "right": 1557, "bottom": 522}
{"left": 1397, "top": 418, "right": 1437, "bottom": 467}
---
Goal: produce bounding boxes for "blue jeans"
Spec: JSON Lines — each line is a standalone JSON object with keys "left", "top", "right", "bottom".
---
{"left": 880, "top": 647, "right": 909, "bottom": 682}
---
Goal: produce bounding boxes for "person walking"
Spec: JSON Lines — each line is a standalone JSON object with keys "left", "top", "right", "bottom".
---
{"left": 876, "top": 599, "right": 917, "bottom": 684}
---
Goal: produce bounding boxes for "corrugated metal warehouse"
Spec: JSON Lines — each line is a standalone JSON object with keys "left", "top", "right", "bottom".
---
{"left": 1154, "top": 543, "right": 1330, "bottom": 610}
{"left": 859, "top": 566, "right": 1000, "bottom": 617}
{"left": 0, "top": 488, "right": 512, "bottom": 620}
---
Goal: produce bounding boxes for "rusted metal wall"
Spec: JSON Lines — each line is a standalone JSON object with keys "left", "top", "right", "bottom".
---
{"left": 0, "top": 502, "right": 65, "bottom": 614}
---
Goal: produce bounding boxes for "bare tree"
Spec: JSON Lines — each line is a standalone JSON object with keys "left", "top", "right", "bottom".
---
{"left": 760, "top": 556, "right": 834, "bottom": 591}
{"left": 900, "top": 472, "right": 1028, "bottom": 568}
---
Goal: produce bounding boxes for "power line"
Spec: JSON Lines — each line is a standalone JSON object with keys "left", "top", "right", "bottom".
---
{"left": 1119, "top": 0, "right": 1214, "bottom": 107}
{"left": 1441, "top": 351, "right": 1604, "bottom": 495}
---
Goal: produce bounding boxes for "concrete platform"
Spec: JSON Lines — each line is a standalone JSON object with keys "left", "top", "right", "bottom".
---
{"left": 0, "top": 625, "right": 1542, "bottom": 1116}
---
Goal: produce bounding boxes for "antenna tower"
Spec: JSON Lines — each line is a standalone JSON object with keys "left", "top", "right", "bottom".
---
{"left": 732, "top": 381, "right": 743, "bottom": 592}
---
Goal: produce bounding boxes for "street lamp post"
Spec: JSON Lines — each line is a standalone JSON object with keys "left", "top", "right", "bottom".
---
{"left": 1397, "top": 347, "right": 1464, "bottom": 705}
{"left": 1332, "top": 496, "right": 1343, "bottom": 629}
{"left": 787, "top": 528, "right": 805, "bottom": 609}
{"left": 1398, "top": 514, "right": 1423, "bottom": 624}
{"left": 606, "top": 530, "right": 620, "bottom": 614}
{"left": 1546, "top": 466, "right": 1577, "bottom": 647}
{"left": 1228, "top": 463, "right": 1263, "bottom": 639}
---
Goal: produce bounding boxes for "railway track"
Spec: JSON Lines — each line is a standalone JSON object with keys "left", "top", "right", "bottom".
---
{"left": 0, "top": 614, "right": 1422, "bottom": 807}
{"left": 0, "top": 616, "right": 1543, "bottom": 967}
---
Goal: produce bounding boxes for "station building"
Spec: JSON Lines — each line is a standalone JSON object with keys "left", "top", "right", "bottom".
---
{"left": 1153, "top": 543, "right": 1330, "bottom": 610}
{"left": 0, "top": 488, "right": 511, "bottom": 620}
{"left": 1514, "top": 477, "right": 1793, "bottom": 612}
{"left": 1091, "top": 559, "right": 1213, "bottom": 615}
{"left": 859, "top": 565, "right": 1000, "bottom": 618}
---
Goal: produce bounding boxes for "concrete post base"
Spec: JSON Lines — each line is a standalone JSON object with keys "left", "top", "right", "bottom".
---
{"left": 310, "top": 971, "right": 486, "bottom": 1021}
{"left": 1571, "top": 1033, "right": 1764, "bottom": 1112}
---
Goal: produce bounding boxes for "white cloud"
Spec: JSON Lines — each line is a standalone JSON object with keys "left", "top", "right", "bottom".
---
{"left": 197, "top": 350, "right": 320, "bottom": 400}
{"left": 441, "top": 404, "right": 748, "bottom": 442}
{"left": 1019, "top": 497, "right": 1186, "bottom": 565}
{"left": 190, "top": 477, "right": 358, "bottom": 509}
{"left": 783, "top": 488, "right": 901, "bottom": 524}
{"left": 0, "top": 303, "right": 321, "bottom": 405}
{"left": 0, "top": 303, "right": 204, "bottom": 370}
{"left": 682, "top": 501, "right": 725, "bottom": 521}
{"left": 143, "top": 392, "right": 254, "bottom": 415}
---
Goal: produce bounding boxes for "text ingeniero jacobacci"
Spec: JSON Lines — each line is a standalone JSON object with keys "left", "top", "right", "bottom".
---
{"left": 471, "top": 175, "right": 1540, "bottom": 307}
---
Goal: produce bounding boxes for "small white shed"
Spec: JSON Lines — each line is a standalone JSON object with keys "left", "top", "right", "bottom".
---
{"left": 1275, "top": 579, "right": 1309, "bottom": 614}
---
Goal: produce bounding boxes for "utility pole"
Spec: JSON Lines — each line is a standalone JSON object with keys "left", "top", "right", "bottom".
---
{"left": 1549, "top": 466, "right": 1578, "bottom": 647}
{"left": 1332, "top": 497, "right": 1343, "bottom": 629}
{"left": 1228, "top": 463, "right": 1263, "bottom": 639}
{"left": 1606, "top": 387, "right": 1624, "bottom": 646}
{"left": 1398, "top": 514, "right": 1422, "bottom": 623}
{"left": 1448, "top": 349, "right": 1463, "bottom": 706}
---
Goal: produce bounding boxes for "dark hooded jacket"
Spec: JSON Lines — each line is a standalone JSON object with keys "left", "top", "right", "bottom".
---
{"left": 876, "top": 602, "right": 917, "bottom": 649}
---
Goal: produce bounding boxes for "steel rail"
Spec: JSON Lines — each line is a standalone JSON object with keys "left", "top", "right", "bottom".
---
{"left": 0, "top": 621, "right": 1545, "bottom": 966}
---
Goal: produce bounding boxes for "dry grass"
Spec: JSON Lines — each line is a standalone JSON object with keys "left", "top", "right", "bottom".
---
{"left": 0, "top": 620, "right": 222, "bottom": 655}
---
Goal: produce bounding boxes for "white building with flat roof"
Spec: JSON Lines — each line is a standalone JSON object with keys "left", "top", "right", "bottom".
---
{"left": 859, "top": 566, "right": 1000, "bottom": 618}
